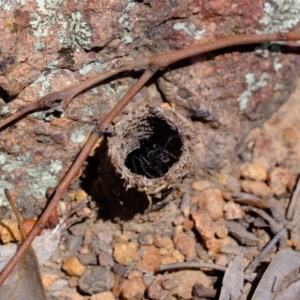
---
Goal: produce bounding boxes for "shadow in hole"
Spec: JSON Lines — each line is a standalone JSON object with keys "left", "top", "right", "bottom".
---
{"left": 81, "top": 131, "right": 183, "bottom": 221}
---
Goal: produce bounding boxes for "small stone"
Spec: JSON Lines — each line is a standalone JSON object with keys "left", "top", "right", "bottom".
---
{"left": 97, "top": 232, "right": 113, "bottom": 244}
{"left": 218, "top": 173, "right": 241, "bottom": 192}
{"left": 137, "top": 245, "right": 161, "bottom": 272}
{"left": 69, "top": 276, "right": 79, "bottom": 288}
{"left": 214, "top": 220, "right": 228, "bottom": 239}
{"left": 113, "top": 242, "right": 138, "bottom": 265}
{"left": 154, "top": 235, "right": 174, "bottom": 250}
{"left": 76, "top": 206, "right": 92, "bottom": 217}
{"left": 192, "top": 180, "right": 213, "bottom": 191}
{"left": 197, "top": 188, "right": 225, "bottom": 221}
{"left": 240, "top": 180, "right": 273, "bottom": 199}
{"left": 175, "top": 225, "right": 183, "bottom": 234}
{"left": 143, "top": 273, "right": 155, "bottom": 286}
{"left": 116, "top": 234, "right": 129, "bottom": 243}
{"left": 223, "top": 201, "right": 245, "bottom": 220}
{"left": 182, "top": 219, "right": 194, "bottom": 231}
{"left": 161, "top": 256, "right": 177, "bottom": 265}
{"left": 48, "top": 278, "right": 68, "bottom": 292}
{"left": 77, "top": 252, "right": 97, "bottom": 265}
{"left": 192, "top": 211, "right": 216, "bottom": 250}
{"left": 147, "top": 274, "right": 169, "bottom": 300}
{"left": 90, "top": 291, "right": 116, "bottom": 300}
{"left": 214, "top": 254, "right": 229, "bottom": 266}
{"left": 79, "top": 266, "right": 114, "bottom": 294}
{"left": 62, "top": 256, "right": 86, "bottom": 277}
{"left": 98, "top": 251, "right": 112, "bottom": 267}
{"left": 138, "top": 233, "right": 154, "bottom": 245}
{"left": 172, "top": 270, "right": 212, "bottom": 299}
{"left": 42, "top": 273, "right": 59, "bottom": 289}
{"left": 120, "top": 278, "right": 146, "bottom": 300}
{"left": 0, "top": 219, "right": 21, "bottom": 243}
{"left": 182, "top": 206, "right": 190, "bottom": 218}
{"left": 268, "top": 167, "right": 291, "bottom": 196}
{"left": 173, "top": 216, "right": 185, "bottom": 226}
{"left": 83, "top": 228, "right": 93, "bottom": 245}
{"left": 128, "top": 270, "right": 143, "bottom": 279}
{"left": 75, "top": 189, "right": 88, "bottom": 201}
{"left": 172, "top": 249, "right": 185, "bottom": 262}
{"left": 173, "top": 232, "right": 197, "bottom": 258}
{"left": 241, "top": 162, "right": 268, "bottom": 181}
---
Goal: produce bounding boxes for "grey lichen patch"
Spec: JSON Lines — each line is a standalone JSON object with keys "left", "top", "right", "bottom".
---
{"left": 70, "top": 125, "right": 92, "bottom": 143}
{"left": 237, "top": 73, "right": 269, "bottom": 110}
{"left": 30, "top": 0, "right": 92, "bottom": 50}
{"left": 259, "top": 0, "right": 300, "bottom": 33}
{"left": 49, "top": 159, "right": 63, "bottom": 174}
{"left": 25, "top": 166, "right": 58, "bottom": 199}
{"left": 173, "top": 23, "right": 206, "bottom": 40}
{"left": 0, "top": 152, "right": 31, "bottom": 172}
{"left": 0, "top": 105, "right": 10, "bottom": 115}
{"left": 81, "top": 106, "right": 94, "bottom": 122}
{"left": 46, "top": 60, "right": 59, "bottom": 70}
{"left": 30, "top": 70, "right": 57, "bottom": 98}
{"left": 118, "top": 0, "right": 135, "bottom": 44}
{"left": 63, "top": 12, "right": 92, "bottom": 50}
{"left": 273, "top": 57, "right": 283, "bottom": 72}
{"left": 79, "top": 59, "right": 106, "bottom": 75}
{"left": 0, "top": 0, "right": 25, "bottom": 12}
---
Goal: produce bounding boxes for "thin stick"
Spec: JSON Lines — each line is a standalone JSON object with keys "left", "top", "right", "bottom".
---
{"left": 1, "top": 32, "right": 300, "bottom": 130}
{"left": 159, "top": 261, "right": 227, "bottom": 272}
{"left": 4, "top": 189, "right": 26, "bottom": 242}
{"left": 0, "top": 68, "right": 155, "bottom": 286}
{"left": 245, "top": 228, "right": 287, "bottom": 273}
{"left": 286, "top": 176, "right": 300, "bottom": 220}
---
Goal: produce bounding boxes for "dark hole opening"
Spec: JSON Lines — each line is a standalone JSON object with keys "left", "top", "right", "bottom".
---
{"left": 125, "top": 116, "right": 182, "bottom": 178}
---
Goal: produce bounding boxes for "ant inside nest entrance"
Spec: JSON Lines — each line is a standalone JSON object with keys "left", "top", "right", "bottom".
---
{"left": 125, "top": 117, "right": 183, "bottom": 179}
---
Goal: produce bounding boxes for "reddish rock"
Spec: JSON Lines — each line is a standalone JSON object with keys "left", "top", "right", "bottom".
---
{"left": 173, "top": 232, "right": 197, "bottom": 258}
{"left": 113, "top": 242, "right": 138, "bottom": 266}
{"left": 223, "top": 201, "right": 245, "bottom": 220}
{"left": 137, "top": 245, "right": 161, "bottom": 272}
{"left": 241, "top": 162, "right": 268, "bottom": 181}
{"left": 240, "top": 180, "right": 273, "bottom": 199}
{"left": 197, "top": 188, "right": 225, "bottom": 221}
{"left": 120, "top": 278, "right": 146, "bottom": 300}
{"left": 268, "top": 167, "right": 293, "bottom": 196}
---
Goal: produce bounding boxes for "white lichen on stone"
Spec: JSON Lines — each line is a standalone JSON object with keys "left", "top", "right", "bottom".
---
{"left": 30, "top": 0, "right": 92, "bottom": 50}
{"left": 259, "top": 0, "right": 300, "bottom": 33}
{"left": 0, "top": 152, "right": 7, "bottom": 164}
{"left": 71, "top": 126, "right": 91, "bottom": 143}
{"left": 274, "top": 82, "right": 285, "bottom": 90}
{"left": 1, "top": 152, "right": 31, "bottom": 172}
{"left": 79, "top": 59, "right": 106, "bottom": 75}
{"left": 46, "top": 60, "right": 59, "bottom": 70}
{"left": 173, "top": 22, "right": 206, "bottom": 40}
{"left": 0, "top": 0, "right": 25, "bottom": 11}
{"left": 63, "top": 12, "right": 92, "bottom": 50}
{"left": 0, "top": 105, "right": 10, "bottom": 115}
{"left": 30, "top": 70, "right": 57, "bottom": 97}
{"left": 237, "top": 73, "right": 270, "bottom": 110}
{"left": 118, "top": 0, "right": 135, "bottom": 44}
{"left": 273, "top": 57, "right": 283, "bottom": 71}
{"left": 49, "top": 159, "right": 63, "bottom": 174}
{"left": 26, "top": 166, "right": 58, "bottom": 198}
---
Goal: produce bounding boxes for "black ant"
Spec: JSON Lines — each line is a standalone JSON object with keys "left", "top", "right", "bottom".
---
{"left": 126, "top": 136, "right": 177, "bottom": 178}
